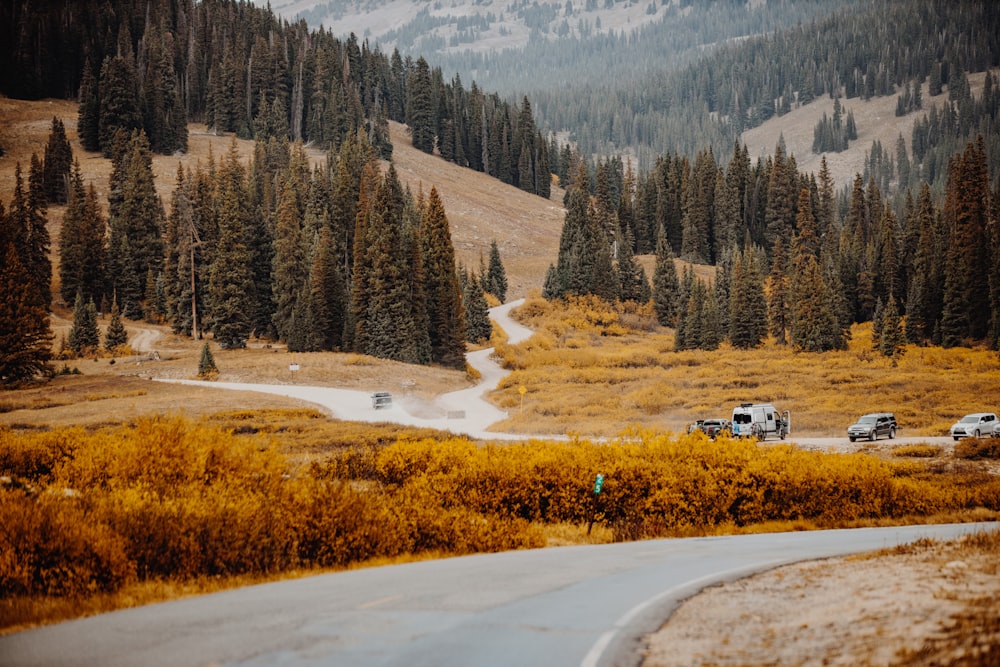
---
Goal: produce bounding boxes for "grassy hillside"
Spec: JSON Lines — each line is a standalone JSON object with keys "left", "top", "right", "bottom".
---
{"left": 741, "top": 70, "right": 997, "bottom": 190}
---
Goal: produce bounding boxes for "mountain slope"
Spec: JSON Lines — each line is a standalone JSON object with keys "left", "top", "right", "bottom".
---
{"left": 0, "top": 99, "right": 564, "bottom": 303}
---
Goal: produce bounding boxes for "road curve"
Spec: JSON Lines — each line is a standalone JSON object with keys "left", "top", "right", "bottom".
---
{"left": 2, "top": 522, "right": 995, "bottom": 667}
{"left": 152, "top": 299, "right": 543, "bottom": 441}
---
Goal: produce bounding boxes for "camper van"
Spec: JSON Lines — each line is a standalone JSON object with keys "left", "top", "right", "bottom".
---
{"left": 732, "top": 403, "right": 790, "bottom": 440}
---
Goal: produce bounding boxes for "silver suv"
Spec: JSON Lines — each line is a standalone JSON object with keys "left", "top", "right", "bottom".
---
{"left": 950, "top": 413, "right": 997, "bottom": 440}
{"left": 847, "top": 413, "right": 897, "bottom": 442}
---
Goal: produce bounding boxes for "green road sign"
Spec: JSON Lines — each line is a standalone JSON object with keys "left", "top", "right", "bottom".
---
{"left": 593, "top": 474, "right": 604, "bottom": 494}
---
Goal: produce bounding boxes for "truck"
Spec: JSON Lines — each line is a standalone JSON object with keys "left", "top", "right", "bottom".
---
{"left": 732, "top": 403, "right": 790, "bottom": 440}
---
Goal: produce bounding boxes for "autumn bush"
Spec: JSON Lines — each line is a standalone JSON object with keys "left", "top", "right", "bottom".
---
{"left": 3, "top": 415, "right": 999, "bottom": 631}
{"left": 954, "top": 437, "right": 1000, "bottom": 460}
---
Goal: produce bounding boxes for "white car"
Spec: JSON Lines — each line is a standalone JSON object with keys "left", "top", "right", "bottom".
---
{"left": 949, "top": 413, "right": 998, "bottom": 440}
{"left": 993, "top": 421, "right": 1000, "bottom": 439}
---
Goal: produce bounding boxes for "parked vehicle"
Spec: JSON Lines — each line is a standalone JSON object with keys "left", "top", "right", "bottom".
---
{"left": 950, "top": 413, "right": 998, "bottom": 440}
{"left": 732, "top": 403, "right": 790, "bottom": 440}
{"left": 993, "top": 421, "right": 1000, "bottom": 439}
{"left": 847, "top": 413, "right": 897, "bottom": 442}
{"left": 698, "top": 418, "right": 732, "bottom": 438}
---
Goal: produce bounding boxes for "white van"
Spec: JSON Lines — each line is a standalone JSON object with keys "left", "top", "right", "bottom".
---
{"left": 732, "top": 403, "right": 790, "bottom": 440}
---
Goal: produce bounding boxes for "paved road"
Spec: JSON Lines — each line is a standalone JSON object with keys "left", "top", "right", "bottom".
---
{"left": 3, "top": 522, "right": 995, "bottom": 667}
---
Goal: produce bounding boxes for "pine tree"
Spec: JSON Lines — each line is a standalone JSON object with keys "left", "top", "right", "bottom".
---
{"left": 77, "top": 60, "right": 101, "bottom": 153}
{"left": 104, "top": 298, "right": 128, "bottom": 352}
{"left": 941, "top": 138, "right": 992, "bottom": 346}
{"left": 98, "top": 54, "right": 142, "bottom": 156}
{"left": 421, "top": 187, "right": 466, "bottom": 369}
{"left": 208, "top": 146, "right": 255, "bottom": 349}
{"left": 407, "top": 57, "right": 435, "bottom": 154}
{"left": 617, "top": 229, "right": 650, "bottom": 304}
{"left": 485, "top": 239, "right": 508, "bottom": 302}
{"left": 871, "top": 297, "right": 884, "bottom": 352}
{"left": 879, "top": 294, "right": 904, "bottom": 361}
{"left": 271, "top": 178, "right": 308, "bottom": 342}
{"left": 68, "top": 292, "right": 100, "bottom": 356}
{"left": 42, "top": 117, "right": 73, "bottom": 204}
{"left": 905, "top": 184, "right": 945, "bottom": 344}
{"left": 766, "top": 237, "right": 790, "bottom": 345}
{"left": 728, "top": 246, "right": 767, "bottom": 349}
{"left": 463, "top": 271, "right": 492, "bottom": 344}
{"left": 106, "top": 131, "right": 163, "bottom": 319}
{"left": 309, "top": 226, "right": 347, "bottom": 351}
{"left": 60, "top": 161, "right": 106, "bottom": 306}
{"left": 197, "top": 342, "right": 218, "bottom": 379}
{"left": 652, "top": 226, "right": 680, "bottom": 326}
{"left": 0, "top": 242, "right": 52, "bottom": 385}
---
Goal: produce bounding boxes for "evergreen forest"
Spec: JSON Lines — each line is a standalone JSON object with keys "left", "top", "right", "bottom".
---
{"left": 1, "top": 0, "right": 999, "bottom": 385}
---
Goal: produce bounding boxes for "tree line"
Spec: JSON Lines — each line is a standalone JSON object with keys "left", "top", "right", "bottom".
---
{"left": 1, "top": 0, "right": 550, "bottom": 199}
{"left": 545, "top": 136, "right": 1000, "bottom": 354}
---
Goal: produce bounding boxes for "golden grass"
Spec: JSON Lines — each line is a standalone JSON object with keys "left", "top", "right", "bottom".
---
{"left": 489, "top": 296, "right": 1000, "bottom": 437}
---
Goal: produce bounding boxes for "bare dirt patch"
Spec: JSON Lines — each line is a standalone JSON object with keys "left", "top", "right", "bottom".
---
{"left": 643, "top": 531, "right": 1000, "bottom": 666}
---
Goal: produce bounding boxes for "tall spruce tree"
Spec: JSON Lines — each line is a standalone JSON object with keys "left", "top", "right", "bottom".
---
{"left": 208, "top": 146, "right": 255, "bottom": 349}
{"left": 766, "top": 237, "right": 790, "bottom": 345}
{"left": 420, "top": 187, "right": 466, "bottom": 369}
{"left": 309, "top": 226, "right": 347, "bottom": 351}
{"left": 68, "top": 292, "right": 100, "bottom": 355}
{"left": 407, "top": 57, "right": 435, "bottom": 154}
{"left": 728, "top": 246, "right": 768, "bottom": 349}
{"left": 941, "top": 138, "right": 992, "bottom": 346}
{"left": 59, "top": 161, "right": 106, "bottom": 307}
{"left": 98, "top": 53, "right": 142, "bottom": 156}
{"left": 652, "top": 226, "right": 680, "bottom": 326}
{"left": 0, "top": 241, "right": 52, "bottom": 385}
{"left": 106, "top": 131, "right": 163, "bottom": 318}
{"left": 485, "top": 239, "right": 508, "bottom": 302}
{"left": 104, "top": 298, "right": 128, "bottom": 352}
{"left": 271, "top": 178, "right": 308, "bottom": 342}
{"left": 42, "top": 117, "right": 73, "bottom": 204}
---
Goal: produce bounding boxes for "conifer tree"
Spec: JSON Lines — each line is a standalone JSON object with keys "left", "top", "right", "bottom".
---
{"left": 485, "top": 239, "right": 508, "bottom": 302}
{"left": 104, "top": 298, "right": 128, "bottom": 352}
{"left": 766, "top": 237, "right": 790, "bottom": 345}
{"left": 879, "top": 294, "right": 904, "bottom": 361}
{"left": 24, "top": 155, "right": 51, "bottom": 312}
{"left": 551, "top": 162, "right": 592, "bottom": 298}
{"left": 309, "top": 226, "right": 347, "bottom": 351}
{"left": 77, "top": 61, "right": 101, "bottom": 153}
{"left": 98, "top": 53, "right": 142, "bottom": 156}
{"left": 208, "top": 146, "right": 254, "bottom": 349}
{"left": 271, "top": 179, "right": 308, "bottom": 342}
{"left": 68, "top": 292, "right": 100, "bottom": 356}
{"left": 905, "top": 184, "right": 945, "bottom": 344}
{"left": 420, "top": 187, "right": 466, "bottom": 369}
{"left": 407, "top": 57, "right": 435, "bottom": 154}
{"left": 0, "top": 242, "right": 52, "bottom": 385}
{"left": 652, "top": 226, "right": 680, "bottom": 326}
{"left": 463, "top": 269, "right": 492, "bottom": 344}
{"left": 106, "top": 131, "right": 163, "bottom": 318}
{"left": 729, "top": 247, "right": 768, "bottom": 349}
{"left": 59, "top": 161, "right": 105, "bottom": 307}
{"left": 197, "top": 342, "right": 218, "bottom": 379}
{"left": 941, "top": 138, "right": 992, "bottom": 346}
{"left": 42, "top": 117, "right": 73, "bottom": 204}
{"left": 871, "top": 297, "right": 884, "bottom": 352}
{"left": 617, "top": 229, "right": 650, "bottom": 304}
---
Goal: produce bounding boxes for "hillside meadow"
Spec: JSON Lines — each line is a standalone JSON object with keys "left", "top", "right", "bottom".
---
{"left": 491, "top": 295, "right": 1000, "bottom": 438}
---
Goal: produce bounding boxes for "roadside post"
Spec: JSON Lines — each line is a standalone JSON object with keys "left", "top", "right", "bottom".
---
{"left": 587, "top": 473, "right": 604, "bottom": 535}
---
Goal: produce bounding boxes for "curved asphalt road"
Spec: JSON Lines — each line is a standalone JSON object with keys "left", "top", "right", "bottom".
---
{"left": 2, "top": 522, "right": 995, "bottom": 667}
